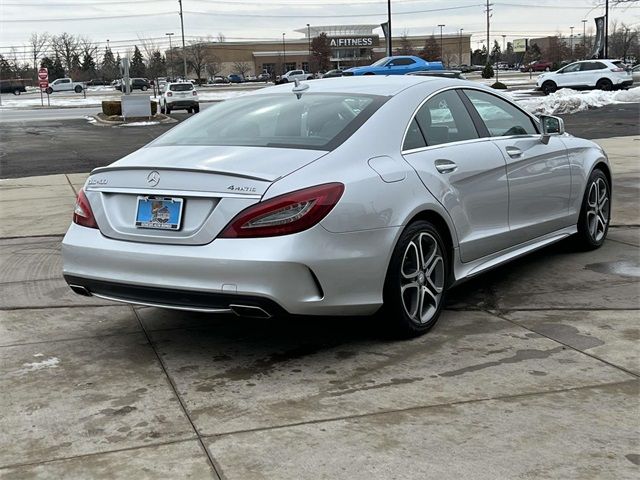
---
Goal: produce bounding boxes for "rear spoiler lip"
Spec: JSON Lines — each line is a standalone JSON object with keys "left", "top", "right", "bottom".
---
{"left": 89, "top": 165, "right": 276, "bottom": 183}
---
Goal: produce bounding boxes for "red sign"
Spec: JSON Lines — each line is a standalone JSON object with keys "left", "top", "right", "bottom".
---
{"left": 39, "top": 80, "right": 49, "bottom": 89}
{"left": 38, "top": 67, "right": 48, "bottom": 81}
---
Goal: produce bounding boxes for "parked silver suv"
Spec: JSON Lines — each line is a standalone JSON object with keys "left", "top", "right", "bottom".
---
{"left": 536, "top": 59, "right": 633, "bottom": 95}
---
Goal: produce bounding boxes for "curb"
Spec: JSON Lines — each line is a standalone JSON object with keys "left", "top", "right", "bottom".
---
{"left": 89, "top": 113, "right": 177, "bottom": 126}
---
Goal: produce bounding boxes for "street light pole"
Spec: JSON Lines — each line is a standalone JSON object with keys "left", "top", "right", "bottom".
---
{"left": 458, "top": 29, "right": 463, "bottom": 66}
{"left": 438, "top": 24, "right": 445, "bottom": 63}
{"left": 387, "top": 0, "right": 392, "bottom": 57}
{"left": 166, "top": 33, "right": 174, "bottom": 79}
{"left": 570, "top": 26, "right": 574, "bottom": 59}
{"left": 307, "top": 23, "right": 311, "bottom": 71}
{"left": 604, "top": 0, "right": 609, "bottom": 58}
{"left": 282, "top": 33, "right": 286, "bottom": 74}
{"left": 582, "top": 19, "right": 588, "bottom": 59}
{"left": 178, "top": 0, "right": 188, "bottom": 79}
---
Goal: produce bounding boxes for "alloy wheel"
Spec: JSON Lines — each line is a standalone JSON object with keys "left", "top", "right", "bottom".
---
{"left": 586, "top": 177, "right": 609, "bottom": 242}
{"left": 400, "top": 232, "right": 445, "bottom": 324}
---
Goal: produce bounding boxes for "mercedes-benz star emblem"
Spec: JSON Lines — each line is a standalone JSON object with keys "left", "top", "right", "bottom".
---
{"left": 147, "top": 171, "right": 160, "bottom": 187}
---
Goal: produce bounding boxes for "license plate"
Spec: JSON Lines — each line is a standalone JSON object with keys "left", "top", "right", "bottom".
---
{"left": 135, "top": 196, "right": 183, "bottom": 230}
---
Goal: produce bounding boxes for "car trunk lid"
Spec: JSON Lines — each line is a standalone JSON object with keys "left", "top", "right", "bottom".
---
{"left": 85, "top": 145, "right": 327, "bottom": 245}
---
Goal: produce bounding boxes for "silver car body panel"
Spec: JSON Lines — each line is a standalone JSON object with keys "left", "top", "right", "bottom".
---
{"left": 62, "top": 76, "right": 611, "bottom": 316}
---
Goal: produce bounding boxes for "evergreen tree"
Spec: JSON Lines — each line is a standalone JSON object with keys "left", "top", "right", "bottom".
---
{"left": 310, "top": 33, "right": 331, "bottom": 73}
{"left": 100, "top": 47, "right": 118, "bottom": 81}
{"left": 418, "top": 36, "right": 440, "bottom": 61}
{"left": 130, "top": 45, "right": 146, "bottom": 77}
{"left": 40, "top": 56, "right": 65, "bottom": 80}
{"left": 147, "top": 50, "right": 166, "bottom": 79}
{"left": 80, "top": 50, "right": 97, "bottom": 80}
{"left": 395, "top": 34, "right": 415, "bottom": 55}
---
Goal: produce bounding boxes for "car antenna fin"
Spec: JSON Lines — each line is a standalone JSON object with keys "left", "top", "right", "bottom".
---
{"left": 292, "top": 78, "right": 309, "bottom": 99}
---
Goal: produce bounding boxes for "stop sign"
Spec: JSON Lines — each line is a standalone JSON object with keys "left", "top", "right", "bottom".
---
{"left": 38, "top": 68, "right": 48, "bottom": 81}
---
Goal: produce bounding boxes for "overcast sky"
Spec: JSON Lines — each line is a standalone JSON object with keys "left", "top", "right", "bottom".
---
{"left": 1, "top": 0, "right": 638, "bottom": 61}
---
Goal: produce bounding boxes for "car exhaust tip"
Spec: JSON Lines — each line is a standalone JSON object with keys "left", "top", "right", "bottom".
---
{"left": 69, "top": 284, "right": 92, "bottom": 297}
{"left": 229, "top": 304, "right": 272, "bottom": 319}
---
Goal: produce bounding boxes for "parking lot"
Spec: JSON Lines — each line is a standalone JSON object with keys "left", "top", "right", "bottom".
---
{"left": 1, "top": 99, "right": 639, "bottom": 478}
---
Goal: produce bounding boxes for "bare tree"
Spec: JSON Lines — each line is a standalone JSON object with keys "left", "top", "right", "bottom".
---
{"left": 138, "top": 35, "right": 159, "bottom": 63}
{"left": 232, "top": 61, "right": 252, "bottom": 78}
{"left": 217, "top": 33, "right": 226, "bottom": 43}
{"left": 187, "top": 38, "right": 213, "bottom": 83}
{"left": 29, "top": 32, "right": 50, "bottom": 79}
{"left": 205, "top": 55, "right": 222, "bottom": 79}
{"left": 51, "top": 33, "right": 81, "bottom": 73}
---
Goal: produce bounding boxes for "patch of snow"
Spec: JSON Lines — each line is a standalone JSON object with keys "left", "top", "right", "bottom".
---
{"left": 513, "top": 87, "right": 640, "bottom": 115}
{"left": 19, "top": 357, "right": 59, "bottom": 374}
{"left": 33, "top": 353, "right": 44, "bottom": 357}
{"left": 84, "top": 115, "right": 97, "bottom": 123}
{"left": 120, "top": 121, "right": 160, "bottom": 127}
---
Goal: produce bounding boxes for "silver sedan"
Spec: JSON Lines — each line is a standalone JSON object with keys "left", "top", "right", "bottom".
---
{"left": 63, "top": 76, "right": 612, "bottom": 337}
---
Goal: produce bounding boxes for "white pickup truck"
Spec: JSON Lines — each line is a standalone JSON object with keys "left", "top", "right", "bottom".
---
{"left": 45, "top": 78, "right": 84, "bottom": 94}
{"left": 276, "top": 70, "right": 313, "bottom": 84}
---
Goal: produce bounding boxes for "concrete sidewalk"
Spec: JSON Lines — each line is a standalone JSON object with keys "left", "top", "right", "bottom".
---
{"left": 0, "top": 136, "right": 638, "bottom": 479}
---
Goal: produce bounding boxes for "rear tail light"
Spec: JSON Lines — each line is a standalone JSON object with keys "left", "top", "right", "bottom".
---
{"left": 73, "top": 189, "right": 98, "bottom": 229}
{"left": 610, "top": 67, "right": 624, "bottom": 72}
{"left": 219, "top": 183, "right": 344, "bottom": 238}
{"left": 167, "top": 91, "right": 173, "bottom": 97}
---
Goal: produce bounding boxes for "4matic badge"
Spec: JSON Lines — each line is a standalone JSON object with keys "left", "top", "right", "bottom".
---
{"left": 227, "top": 185, "right": 257, "bottom": 193}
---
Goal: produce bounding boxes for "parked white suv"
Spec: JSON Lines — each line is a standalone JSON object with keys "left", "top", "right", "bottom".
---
{"left": 536, "top": 59, "right": 633, "bottom": 95}
{"left": 276, "top": 70, "right": 313, "bottom": 84}
{"left": 159, "top": 82, "right": 199, "bottom": 114}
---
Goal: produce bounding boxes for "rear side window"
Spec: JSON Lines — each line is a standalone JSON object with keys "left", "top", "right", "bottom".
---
{"left": 463, "top": 89, "right": 537, "bottom": 137}
{"left": 581, "top": 62, "right": 607, "bottom": 71}
{"left": 391, "top": 58, "right": 416, "bottom": 66}
{"left": 403, "top": 90, "right": 478, "bottom": 150}
{"left": 170, "top": 83, "right": 194, "bottom": 91}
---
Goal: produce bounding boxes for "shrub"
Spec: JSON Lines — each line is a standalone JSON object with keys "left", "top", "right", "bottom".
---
{"left": 491, "top": 81, "right": 507, "bottom": 89}
{"left": 102, "top": 101, "right": 121, "bottom": 116}
{"left": 101, "top": 100, "right": 158, "bottom": 116}
{"left": 481, "top": 63, "right": 494, "bottom": 79}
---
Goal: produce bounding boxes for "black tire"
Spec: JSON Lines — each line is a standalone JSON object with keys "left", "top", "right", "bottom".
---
{"left": 187, "top": 108, "right": 193, "bottom": 113}
{"left": 141, "top": 85, "right": 148, "bottom": 91}
{"left": 596, "top": 78, "right": 613, "bottom": 91}
{"left": 45, "top": 87, "right": 53, "bottom": 95}
{"left": 74, "top": 85, "right": 82, "bottom": 93}
{"left": 545, "top": 67, "right": 550, "bottom": 72}
{"left": 193, "top": 103, "right": 200, "bottom": 113}
{"left": 166, "top": 105, "right": 172, "bottom": 115}
{"left": 573, "top": 168, "right": 611, "bottom": 250}
{"left": 13, "top": 89, "right": 21, "bottom": 95}
{"left": 160, "top": 104, "right": 165, "bottom": 114}
{"left": 541, "top": 81, "right": 557, "bottom": 95}
{"left": 381, "top": 220, "right": 449, "bottom": 338}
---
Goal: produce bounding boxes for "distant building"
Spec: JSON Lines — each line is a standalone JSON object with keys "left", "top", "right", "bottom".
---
{"left": 169, "top": 24, "right": 471, "bottom": 78}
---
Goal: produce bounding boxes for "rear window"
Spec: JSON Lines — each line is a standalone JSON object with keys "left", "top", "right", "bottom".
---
{"left": 170, "top": 83, "right": 193, "bottom": 91}
{"left": 152, "top": 93, "right": 386, "bottom": 150}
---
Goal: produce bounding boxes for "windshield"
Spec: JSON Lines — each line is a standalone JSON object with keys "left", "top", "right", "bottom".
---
{"left": 370, "top": 57, "right": 390, "bottom": 67}
{"left": 152, "top": 93, "right": 386, "bottom": 150}
{"left": 170, "top": 83, "right": 193, "bottom": 91}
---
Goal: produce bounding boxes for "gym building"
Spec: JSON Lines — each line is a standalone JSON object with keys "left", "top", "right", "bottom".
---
{"left": 171, "top": 25, "right": 472, "bottom": 78}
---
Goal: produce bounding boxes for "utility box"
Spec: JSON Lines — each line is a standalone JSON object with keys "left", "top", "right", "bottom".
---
{"left": 121, "top": 95, "right": 151, "bottom": 120}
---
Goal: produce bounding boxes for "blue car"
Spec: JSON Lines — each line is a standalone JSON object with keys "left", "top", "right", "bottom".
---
{"left": 342, "top": 56, "right": 444, "bottom": 76}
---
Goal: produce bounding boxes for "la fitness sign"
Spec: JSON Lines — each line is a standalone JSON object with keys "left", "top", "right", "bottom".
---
{"left": 329, "top": 36, "right": 378, "bottom": 48}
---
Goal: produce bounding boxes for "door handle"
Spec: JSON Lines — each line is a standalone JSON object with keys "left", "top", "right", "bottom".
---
{"left": 506, "top": 146, "right": 523, "bottom": 158}
{"left": 434, "top": 159, "right": 458, "bottom": 174}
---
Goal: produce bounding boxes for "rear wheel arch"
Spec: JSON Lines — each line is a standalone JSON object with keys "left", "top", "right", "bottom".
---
{"left": 402, "top": 210, "right": 456, "bottom": 284}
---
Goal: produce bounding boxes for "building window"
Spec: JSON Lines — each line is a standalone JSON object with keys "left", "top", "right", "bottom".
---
{"left": 262, "top": 63, "right": 275, "bottom": 74}
{"left": 302, "top": 62, "right": 309, "bottom": 72}
{"left": 285, "top": 62, "right": 297, "bottom": 72}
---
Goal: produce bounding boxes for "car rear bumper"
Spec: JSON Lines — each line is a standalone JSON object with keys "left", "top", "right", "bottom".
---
{"left": 167, "top": 100, "right": 198, "bottom": 108}
{"left": 62, "top": 222, "right": 400, "bottom": 316}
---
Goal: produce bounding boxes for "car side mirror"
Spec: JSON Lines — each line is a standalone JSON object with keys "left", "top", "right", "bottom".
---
{"left": 540, "top": 115, "right": 565, "bottom": 144}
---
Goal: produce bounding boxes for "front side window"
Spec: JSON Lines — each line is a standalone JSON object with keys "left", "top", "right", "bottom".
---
{"left": 463, "top": 89, "right": 537, "bottom": 137}
{"left": 153, "top": 93, "right": 386, "bottom": 150}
